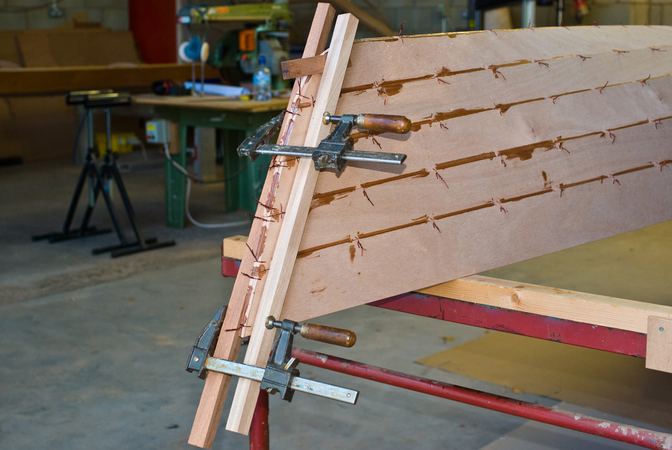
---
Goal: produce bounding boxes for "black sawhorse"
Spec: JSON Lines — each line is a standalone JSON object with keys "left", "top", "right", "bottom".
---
{"left": 32, "top": 90, "right": 113, "bottom": 243}
{"left": 33, "top": 90, "right": 175, "bottom": 258}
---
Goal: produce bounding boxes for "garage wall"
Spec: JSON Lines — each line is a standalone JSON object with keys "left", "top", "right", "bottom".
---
{"left": 291, "top": 0, "right": 672, "bottom": 40}
{"left": 0, "top": 0, "right": 128, "bottom": 31}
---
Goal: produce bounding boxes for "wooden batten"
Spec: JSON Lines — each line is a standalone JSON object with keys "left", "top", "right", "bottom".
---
{"left": 221, "top": 236, "right": 672, "bottom": 338}
{"left": 646, "top": 316, "right": 672, "bottom": 373}
{"left": 341, "top": 26, "right": 672, "bottom": 91}
{"left": 281, "top": 54, "right": 352, "bottom": 80}
{"left": 225, "top": 12, "right": 360, "bottom": 435}
{"left": 188, "top": 4, "right": 337, "bottom": 448}
{"left": 281, "top": 54, "right": 327, "bottom": 79}
{"left": 193, "top": 24, "right": 672, "bottom": 445}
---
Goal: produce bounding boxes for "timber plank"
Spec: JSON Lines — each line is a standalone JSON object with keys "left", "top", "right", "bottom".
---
{"left": 422, "top": 278, "right": 672, "bottom": 335}
{"left": 339, "top": 44, "right": 672, "bottom": 109}
{"left": 281, "top": 54, "right": 327, "bottom": 79}
{"left": 646, "top": 317, "right": 672, "bottom": 373}
{"left": 342, "top": 26, "right": 672, "bottom": 91}
{"left": 319, "top": 45, "right": 672, "bottom": 194}
{"left": 225, "top": 12, "right": 359, "bottom": 435}
{"left": 187, "top": 4, "right": 336, "bottom": 448}
{"left": 221, "top": 236, "right": 672, "bottom": 336}
{"left": 0, "top": 64, "right": 219, "bottom": 96}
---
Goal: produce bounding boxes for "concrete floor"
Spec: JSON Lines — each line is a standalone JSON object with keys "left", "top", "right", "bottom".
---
{"left": 1, "top": 159, "right": 669, "bottom": 449}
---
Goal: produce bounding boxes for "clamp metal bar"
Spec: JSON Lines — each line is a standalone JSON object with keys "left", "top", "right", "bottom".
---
{"left": 341, "top": 150, "right": 406, "bottom": 165}
{"left": 252, "top": 144, "right": 314, "bottom": 159}
{"left": 237, "top": 110, "right": 409, "bottom": 174}
{"left": 204, "top": 356, "right": 358, "bottom": 405}
{"left": 253, "top": 145, "right": 405, "bottom": 165}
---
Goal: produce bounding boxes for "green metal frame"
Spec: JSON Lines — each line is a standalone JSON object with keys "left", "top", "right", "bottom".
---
{"left": 153, "top": 105, "right": 279, "bottom": 228}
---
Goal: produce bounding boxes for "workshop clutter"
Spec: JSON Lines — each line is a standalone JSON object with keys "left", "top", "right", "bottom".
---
{"left": 96, "top": 132, "right": 140, "bottom": 155}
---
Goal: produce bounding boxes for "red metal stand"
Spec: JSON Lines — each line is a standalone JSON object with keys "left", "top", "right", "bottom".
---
{"left": 249, "top": 390, "right": 269, "bottom": 450}
{"left": 372, "top": 293, "right": 646, "bottom": 357}
{"left": 222, "top": 256, "right": 671, "bottom": 449}
{"left": 244, "top": 349, "right": 672, "bottom": 449}
{"left": 222, "top": 257, "right": 646, "bottom": 358}
{"left": 294, "top": 348, "right": 672, "bottom": 449}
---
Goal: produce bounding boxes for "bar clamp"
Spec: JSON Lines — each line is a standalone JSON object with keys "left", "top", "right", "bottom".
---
{"left": 187, "top": 307, "right": 358, "bottom": 404}
{"left": 238, "top": 111, "right": 411, "bottom": 174}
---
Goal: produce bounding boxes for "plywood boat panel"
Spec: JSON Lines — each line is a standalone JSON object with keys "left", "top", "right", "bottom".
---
{"left": 278, "top": 26, "right": 672, "bottom": 321}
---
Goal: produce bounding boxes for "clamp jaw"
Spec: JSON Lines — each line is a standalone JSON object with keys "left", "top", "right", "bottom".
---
{"left": 260, "top": 317, "right": 302, "bottom": 401}
{"left": 187, "top": 307, "right": 358, "bottom": 404}
{"left": 186, "top": 305, "right": 226, "bottom": 379}
{"left": 238, "top": 111, "right": 411, "bottom": 174}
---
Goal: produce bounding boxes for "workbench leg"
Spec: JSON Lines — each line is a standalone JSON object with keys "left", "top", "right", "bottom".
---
{"left": 236, "top": 128, "right": 271, "bottom": 214}
{"left": 222, "top": 129, "right": 243, "bottom": 213}
{"left": 249, "top": 390, "right": 269, "bottom": 450}
{"left": 164, "top": 122, "right": 187, "bottom": 228}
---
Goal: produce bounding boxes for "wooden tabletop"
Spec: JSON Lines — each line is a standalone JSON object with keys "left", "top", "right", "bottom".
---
{"left": 133, "top": 94, "right": 289, "bottom": 113}
{"left": 0, "top": 64, "right": 220, "bottom": 97}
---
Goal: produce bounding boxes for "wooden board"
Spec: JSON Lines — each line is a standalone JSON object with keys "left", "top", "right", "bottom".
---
{"left": 273, "top": 26, "right": 672, "bottom": 323}
{"left": 133, "top": 94, "right": 288, "bottom": 113}
{"left": 0, "top": 65, "right": 219, "bottom": 96}
{"left": 188, "top": 4, "right": 337, "bottom": 447}
{"left": 281, "top": 54, "right": 328, "bottom": 79}
{"left": 226, "top": 11, "right": 359, "bottom": 436}
{"left": 221, "top": 236, "right": 672, "bottom": 335}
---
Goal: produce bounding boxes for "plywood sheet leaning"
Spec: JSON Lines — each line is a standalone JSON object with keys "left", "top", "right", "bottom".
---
{"left": 279, "top": 25, "right": 672, "bottom": 321}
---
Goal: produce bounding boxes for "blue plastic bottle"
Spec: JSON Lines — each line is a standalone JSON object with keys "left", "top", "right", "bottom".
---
{"left": 253, "top": 55, "right": 272, "bottom": 101}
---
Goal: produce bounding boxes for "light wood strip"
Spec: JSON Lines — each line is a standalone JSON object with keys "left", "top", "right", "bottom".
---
{"left": 133, "top": 94, "right": 288, "bottom": 113}
{"left": 221, "top": 236, "right": 672, "bottom": 336}
{"left": 281, "top": 54, "right": 327, "bottom": 79}
{"left": 318, "top": 45, "right": 672, "bottom": 194}
{"left": 187, "top": 4, "right": 336, "bottom": 447}
{"left": 646, "top": 317, "right": 672, "bottom": 372}
{"left": 283, "top": 167, "right": 672, "bottom": 322}
{"left": 340, "top": 43, "right": 672, "bottom": 98}
{"left": 274, "top": 26, "right": 672, "bottom": 340}
{"left": 225, "top": 13, "right": 359, "bottom": 435}
{"left": 0, "top": 64, "right": 219, "bottom": 96}
{"left": 421, "top": 277, "right": 672, "bottom": 335}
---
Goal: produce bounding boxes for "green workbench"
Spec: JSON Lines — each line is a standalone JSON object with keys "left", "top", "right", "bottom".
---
{"left": 134, "top": 95, "right": 288, "bottom": 228}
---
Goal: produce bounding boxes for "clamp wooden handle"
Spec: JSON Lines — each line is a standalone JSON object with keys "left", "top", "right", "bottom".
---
{"left": 299, "top": 323, "right": 357, "bottom": 347}
{"left": 355, "top": 114, "right": 412, "bottom": 134}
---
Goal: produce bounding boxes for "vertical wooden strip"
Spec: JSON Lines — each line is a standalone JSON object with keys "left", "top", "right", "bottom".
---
{"left": 187, "top": 4, "right": 336, "bottom": 448}
{"left": 646, "top": 316, "right": 672, "bottom": 373}
{"left": 239, "top": 3, "right": 336, "bottom": 336}
{"left": 225, "top": 13, "right": 360, "bottom": 435}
